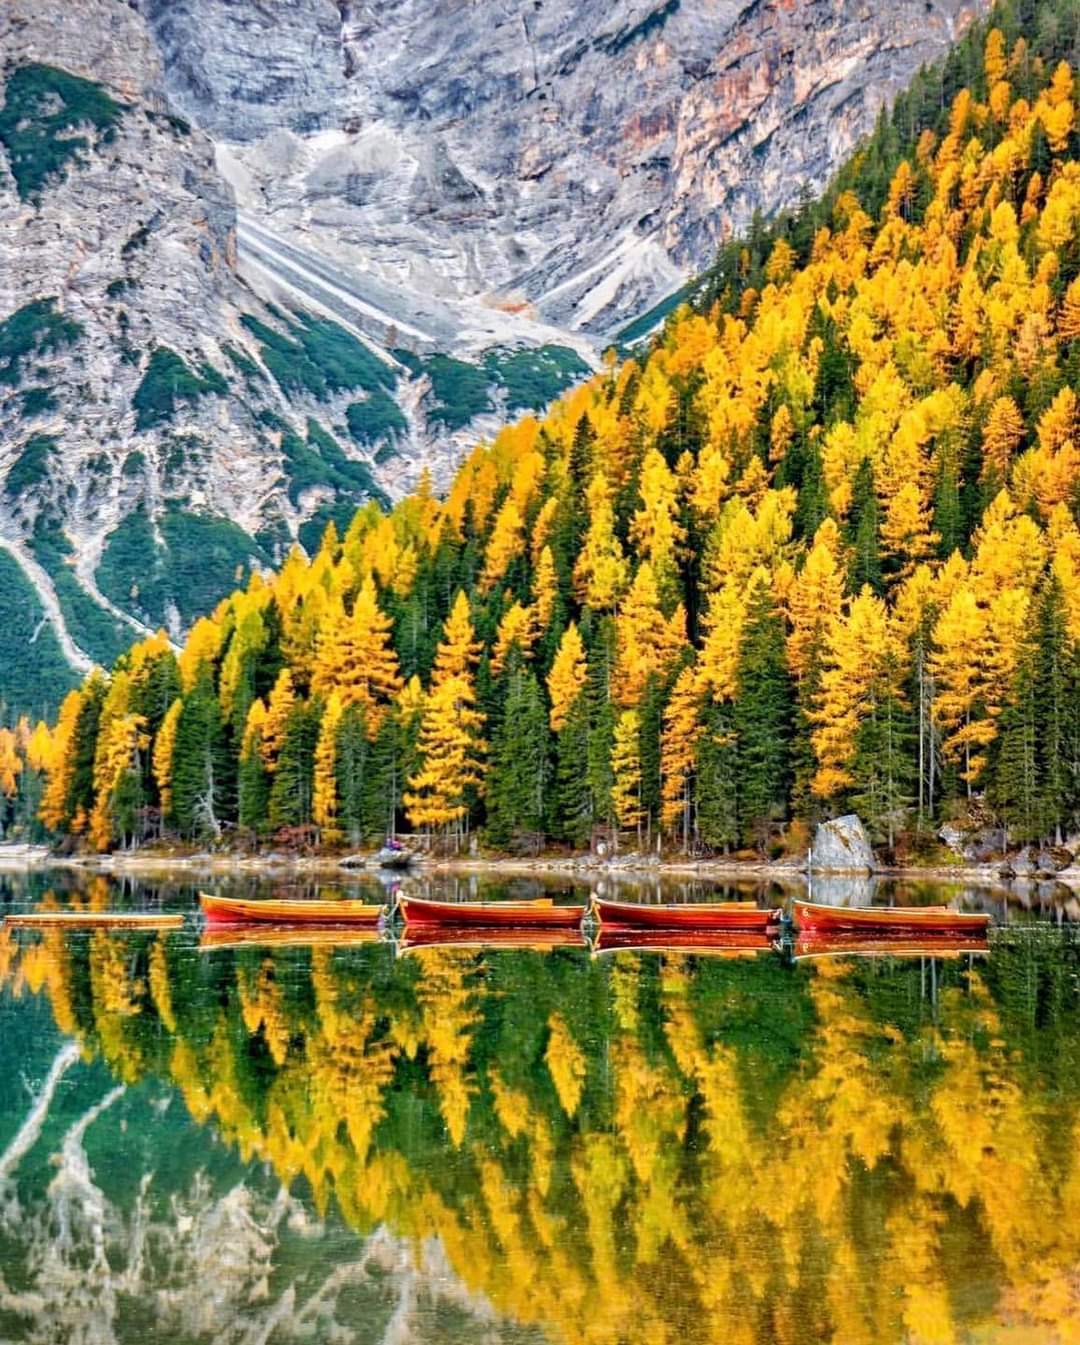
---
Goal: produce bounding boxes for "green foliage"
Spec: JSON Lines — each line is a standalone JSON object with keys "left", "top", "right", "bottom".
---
{"left": 0, "top": 299, "right": 83, "bottom": 387}
{"left": 483, "top": 346, "right": 591, "bottom": 414}
{"left": 419, "top": 354, "right": 493, "bottom": 430}
{"left": 0, "top": 64, "right": 124, "bottom": 202}
{"left": 240, "top": 312, "right": 395, "bottom": 401}
{"left": 555, "top": 695, "right": 592, "bottom": 847}
{"left": 268, "top": 702, "right": 320, "bottom": 830}
{"left": 734, "top": 583, "right": 793, "bottom": 846}
{"left": 17, "top": 387, "right": 57, "bottom": 418}
{"left": 132, "top": 349, "right": 228, "bottom": 432}
{"left": 278, "top": 418, "right": 389, "bottom": 510}
{"left": 29, "top": 524, "right": 131, "bottom": 669}
{"left": 96, "top": 508, "right": 268, "bottom": 630}
{"left": 0, "top": 549, "right": 78, "bottom": 715}
{"left": 696, "top": 702, "right": 739, "bottom": 851}
{"left": 66, "top": 674, "right": 106, "bottom": 827}
{"left": 169, "top": 669, "right": 228, "bottom": 837}
{"left": 486, "top": 664, "right": 551, "bottom": 847}
{"left": 238, "top": 741, "right": 270, "bottom": 835}
{"left": 345, "top": 391, "right": 407, "bottom": 450}
{"left": 4, "top": 435, "right": 56, "bottom": 498}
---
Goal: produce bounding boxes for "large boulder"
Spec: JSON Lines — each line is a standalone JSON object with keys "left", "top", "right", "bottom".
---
{"left": 810, "top": 815, "right": 876, "bottom": 874}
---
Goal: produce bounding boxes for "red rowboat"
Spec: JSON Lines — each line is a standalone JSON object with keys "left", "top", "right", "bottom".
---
{"left": 590, "top": 895, "right": 781, "bottom": 932}
{"left": 200, "top": 893, "right": 386, "bottom": 927}
{"left": 591, "top": 928, "right": 775, "bottom": 958}
{"left": 792, "top": 898, "right": 991, "bottom": 935}
{"left": 398, "top": 894, "right": 586, "bottom": 929}
{"left": 793, "top": 930, "right": 990, "bottom": 961}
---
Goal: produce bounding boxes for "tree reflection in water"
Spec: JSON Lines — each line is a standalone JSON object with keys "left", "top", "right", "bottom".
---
{"left": 0, "top": 877, "right": 1078, "bottom": 1343}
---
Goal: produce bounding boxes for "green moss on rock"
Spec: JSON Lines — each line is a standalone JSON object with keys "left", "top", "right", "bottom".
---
{"left": 132, "top": 350, "right": 228, "bottom": 431}
{"left": 0, "top": 549, "right": 78, "bottom": 715}
{"left": 0, "top": 299, "right": 83, "bottom": 387}
{"left": 4, "top": 435, "right": 57, "bottom": 498}
{"left": 0, "top": 63, "right": 125, "bottom": 202}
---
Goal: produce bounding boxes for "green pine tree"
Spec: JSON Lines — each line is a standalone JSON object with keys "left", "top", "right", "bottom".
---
{"left": 486, "top": 662, "right": 551, "bottom": 848}
{"left": 845, "top": 457, "right": 883, "bottom": 594}
{"left": 555, "top": 692, "right": 592, "bottom": 847}
{"left": 696, "top": 702, "right": 739, "bottom": 852}
{"left": 733, "top": 581, "right": 793, "bottom": 847}
{"left": 170, "top": 669, "right": 228, "bottom": 838}
{"left": 268, "top": 700, "right": 320, "bottom": 831}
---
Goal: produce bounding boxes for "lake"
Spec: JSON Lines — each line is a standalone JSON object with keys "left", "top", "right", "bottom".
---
{"left": 0, "top": 869, "right": 1077, "bottom": 1342}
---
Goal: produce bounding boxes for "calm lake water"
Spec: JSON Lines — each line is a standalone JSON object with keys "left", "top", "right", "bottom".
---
{"left": 0, "top": 869, "right": 1077, "bottom": 1343}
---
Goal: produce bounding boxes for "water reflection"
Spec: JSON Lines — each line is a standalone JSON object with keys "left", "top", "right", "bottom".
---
{"left": 1, "top": 873, "right": 1079, "bottom": 1342}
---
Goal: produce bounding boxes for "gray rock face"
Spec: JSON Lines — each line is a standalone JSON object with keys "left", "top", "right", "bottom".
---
{"left": 811, "top": 815, "right": 876, "bottom": 874}
{"left": 136, "top": 0, "right": 346, "bottom": 142}
{"left": 136, "top": 0, "right": 991, "bottom": 337}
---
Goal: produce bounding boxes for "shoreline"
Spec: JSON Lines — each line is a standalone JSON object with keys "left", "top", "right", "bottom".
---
{"left": 3, "top": 846, "right": 1078, "bottom": 895}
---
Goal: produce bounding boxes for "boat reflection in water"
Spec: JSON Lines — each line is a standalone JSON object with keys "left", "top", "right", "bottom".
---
{"left": 1, "top": 873, "right": 1079, "bottom": 1343}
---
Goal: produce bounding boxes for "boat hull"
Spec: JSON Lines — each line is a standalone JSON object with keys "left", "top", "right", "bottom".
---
{"left": 399, "top": 895, "right": 585, "bottom": 929}
{"left": 199, "top": 893, "right": 385, "bottom": 927}
{"left": 792, "top": 899, "right": 991, "bottom": 935}
{"left": 591, "top": 896, "right": 781, "bottom": 932}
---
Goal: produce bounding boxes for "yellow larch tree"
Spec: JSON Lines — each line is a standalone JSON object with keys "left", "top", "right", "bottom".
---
{"left": 311, "top": 576, "right": 403, "bottom": 733}
{"left": 574, "top": 473, "right": 629, "bottom": 611}
{"left": 629, "top": 448, "right": 685, "bottom": 599}
{"left": 261, "top": 669, "right": 297, "bottom": 772}
{"left": 930, "top": 584, "right": 996, "bottom": 789}
{"left": 547, "top": 623, "right": 588, "bottom": 731}
{"left": 787, "top": 519, "right": 846, "bottom": 679}
{"left": 611, "top": 709, "right": 644, "bottom": 833}
{"left": 479, "top": 497, "right": 525, "bottom": 592}
{"left": 0, "top": 729, "right": 19, "bottom": 801}
{"left": 614, "top": 562, "right": 686, "bottom": 707}
{"left": 532, "top": 544, "right": 558, "bottom": 631}
{"left": 405, "top": 593, "right": 486, "bottom": 837}
{"left": 434, "top": 590, "right": 483, "bottom": 681}
{"left": 153, "top": 697, "right": 182, "bottom": 818}
{"left": 178, "top": 616, "right": 222, "bottom": 691}
{"left": 981, "top": 396, "right": 1025, "bottom": 479}
{"left": 39, "top": 689, "right": 83, "bottom": 831}
{"left": 491, "top": 602, "right": 537, "bottom": 675}
{"left": 811, "top": 589, "right": 906, "bottom": 800}
{"left": 312, "top": 692, "right": 343, "bottom": 843}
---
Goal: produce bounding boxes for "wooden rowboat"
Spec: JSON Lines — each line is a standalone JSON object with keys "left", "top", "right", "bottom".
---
{"left": 591, "top": 928, "right": 775, "bottom": 958}
{"left": 199, "top": 893, "right": 385, "bottom": 927}
{"left": 398, "top": 894, "right": 586, "bottom": 929}
{"left": 590, "top": 895, "right": 781, "bottom": 932}
{"left": 5, "top": 911, "right": 184, "bottom": 930}
{"left": 792, "top": 898, "right": 991, "bottom": 935}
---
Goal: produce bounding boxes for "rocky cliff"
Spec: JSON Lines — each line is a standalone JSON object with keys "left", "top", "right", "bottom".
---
{"left": 140, "top": 0, "right": 989, "bottom": 336}
{"left": 0, "top": 0, "right": 988, "bottom": 710}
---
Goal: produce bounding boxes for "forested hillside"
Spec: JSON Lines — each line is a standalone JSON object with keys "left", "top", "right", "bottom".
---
{"left": 14, "top": 1, "right": 1080, "bottom": 858}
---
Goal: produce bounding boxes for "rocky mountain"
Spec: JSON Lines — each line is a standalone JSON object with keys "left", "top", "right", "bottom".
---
{"left": 0, "top": 0, "right": 987, "bottom": 711}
